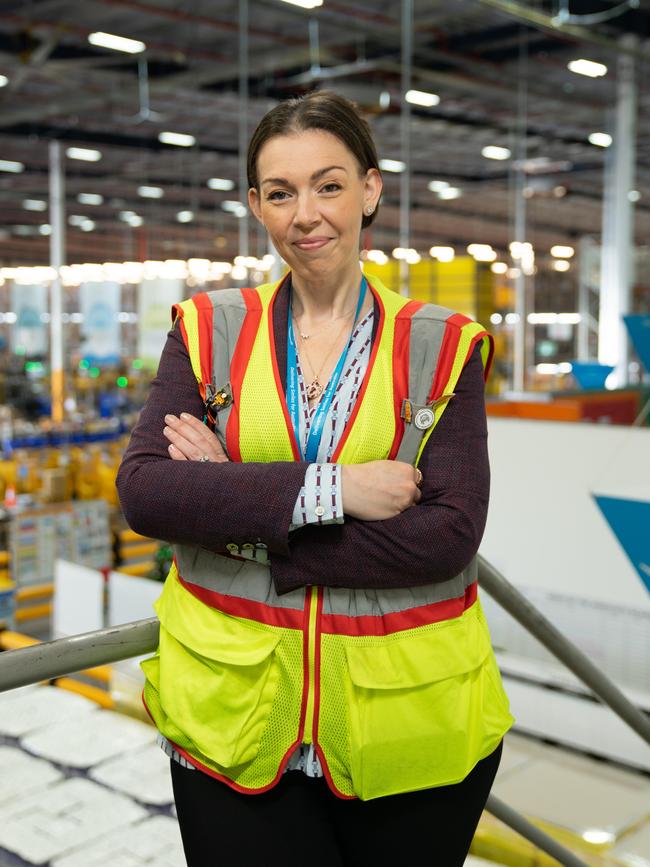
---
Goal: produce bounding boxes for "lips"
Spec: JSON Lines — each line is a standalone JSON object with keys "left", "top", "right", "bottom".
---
{"left": 293, "top": 237, "right": 331, "bottom": 251}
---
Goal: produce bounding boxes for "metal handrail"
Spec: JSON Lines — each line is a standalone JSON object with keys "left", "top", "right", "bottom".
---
{"left": 478, "top": 555, "right": 650, "bottom": 747}
{"left": 4, "top": 556, "right": 649, "bottom": 867}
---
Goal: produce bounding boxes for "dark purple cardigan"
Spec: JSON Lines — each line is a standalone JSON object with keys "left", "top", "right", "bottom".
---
{"left": 116, "top": 281, "right": 490, "bottom": 595}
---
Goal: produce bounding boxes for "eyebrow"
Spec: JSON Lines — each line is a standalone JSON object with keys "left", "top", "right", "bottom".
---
{"left": 261, "top": 165, "right": 348, "bottom": 187}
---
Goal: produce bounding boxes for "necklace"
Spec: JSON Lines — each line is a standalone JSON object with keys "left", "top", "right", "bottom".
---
{"left": 293, "top": 305, "right": 356, "bottom": 340}
{"left": 297, "top": 318, "right": 352, "bottom": 401}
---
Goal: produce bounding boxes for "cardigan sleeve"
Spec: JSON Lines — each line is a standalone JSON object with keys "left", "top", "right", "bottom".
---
{"left": 269, "top": 344, "right": 490, "bottom": 593}
{"left": 116, "top": 322, "right": 309, "bottom": 556}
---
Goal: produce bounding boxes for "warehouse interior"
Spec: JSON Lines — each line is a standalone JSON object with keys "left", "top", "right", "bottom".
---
{"left": 0, "top": 1, "right": 649, "bottom": 865}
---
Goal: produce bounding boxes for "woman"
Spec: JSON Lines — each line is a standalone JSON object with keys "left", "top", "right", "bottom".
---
{"left": 117, "top": 91, "right": 513, "bottom": 867}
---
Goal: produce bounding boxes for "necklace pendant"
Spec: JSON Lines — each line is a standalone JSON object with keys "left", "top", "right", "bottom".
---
{"left": 300, "top": 333, "right": 310, "bottom": 340}
{"left": 306, "top": 380, "right": 324, "bottom": 401}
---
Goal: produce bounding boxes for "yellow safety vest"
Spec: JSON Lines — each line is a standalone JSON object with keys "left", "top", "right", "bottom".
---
{"left": 141, "top": 274, "right": 513, "bottom": 801}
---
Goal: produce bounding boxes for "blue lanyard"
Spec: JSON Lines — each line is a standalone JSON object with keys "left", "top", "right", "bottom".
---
{"left": 287, "top": 276, "right": 367, "bottom": 462}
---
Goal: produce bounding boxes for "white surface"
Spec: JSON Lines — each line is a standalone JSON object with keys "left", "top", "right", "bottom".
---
{"left": 483, "top": 418, "right": 650, "bottom": 609}
{"left": 53, "top": 559, "right": 104, "bottom": 638}
{"left": 0, "top": 746, "right": 63, "bottom": 805}
{"left": 52, "top": 815, "right": 184, "bottom": 867}
{"left": 0, "top": 685, "right": 98, "bottom": 737}
{"left": 492, "top": 744, "right": 650, "bottom": 837}
{"left": 108, "top": 572, "right": 161, "bottom": 626}
{"left": 0, "top": 777, "right": 147, "bottom": 864}
{"left": 503, "top": 675, "right": 650, "bottom": 772}
{"left": 21, "top": 708, "right": 155, "bottom": 768}
{"left": 90, "top": 743, "right": 175, "bottom": 805}
{"left": 138, "top": 277, "right": 184, "bottom": 365}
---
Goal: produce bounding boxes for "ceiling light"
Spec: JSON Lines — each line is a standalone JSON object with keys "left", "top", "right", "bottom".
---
{"left": 405, "top": 249, "right": 421, "bottom": 264}
{"left": 366, "top": 249, "right": 389, "bottom": 264}
{"left": 77, "top": 193, "right": 104, "bottom": 206}
{"left": 628, "top": 190, "right": 641, "bottom": 202}
{"left": 39, "top": 224, "right": 52, "bottom": 236}
{"left": 69, "top": 215, "right": 89, "bottom": 226}
{"left": 80, "top": 219, "right": 96, "bottom": 232}
{"left": 430, "top": 246, "right": 455, "bottom": 262}
{"left": 379, "top": 158, "right": 406, "bottom": 173}
{"left": 505, "top": 312, "right": 520, "bottom": 324}
{"left": 177, "top": 210, "right": 194, "bottom": 223}
{"left": 553, "top": 259, "right": 571, "bottom": 272}
{"left": 509, "top": 241, "right": 533, "bottom": 259}
{"left": 568, "top": 59, "right": 607, "bottom": 78}
{"left": 119, "top": 210, "right": 136, "bottom": 221}
{"left": 482, "top": 145, "right": 511, "bottom": 161}
{"left": 379, "top": 91, "right": 390, "bottom": 110}
{"left": 279, "top": 0, "right": 323, "bottom": 7}
{"left": 0, "top": 159, "right": 24, "bottom": 173}
{"left": 491, "top": 262, "right": 508, "bottom": 274}
{"left": 222, "top": 200, "right": 247, "bottom": 218}
{"left": 138, "top": 185, "right": 164, "bottom": 198}
{"left": 159, "top": 131, "right": 196, "bottom": 147}
{"left": 0, "top": 75, "right": 8, "bottom": 88}
{"left": 428, "top": 180, "right": 449, "bottom": 193}
{"left": 231, "top": 264, "right": 248, "bottom": 280}
{"left": 467, "top": 244, "right": 496, "bottom": 262}
{"left": 437, "top": 187, "right": 462, "bottom": 200}
{"left": 88, "top": 31, "right": 146, "bottom": 54}
{"left": 589, "top": 132, "right": 612, "bottom": 148}
{"left": 490, "top": 313, "right": 503, "bottom": 325}
{"left": 207, "top": 177, "right": 235, "bottom": 191}
{"left": 127, "top": 215, "right": 143, "bottom": 227}
{"left": 405, "top": 89, "right": 440, "bottom": 107}
{"left": 23, "top": 199, "right": 47, "bottom": 212}
{"left": 66, "top": 147, "right": 102, "bottom": 162}
{"left": 550, "top": 245, "right": 574, "bottom": 258}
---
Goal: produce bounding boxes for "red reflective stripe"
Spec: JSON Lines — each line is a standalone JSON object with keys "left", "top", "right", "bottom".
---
{"left": 473, "top": 332, "right": 495, "bottom": 381}
{"left": 177, "top": 574, "right": 304, "bottom": 629}
{"left": 331, "top": 282, "right": 386, "bottom": 462}
{"left": 226, "top": 287, "right": 262, "bottom": 463}
{"left": 268, "top": 277, "right": 302, "bottom": 460}
{"left": 320, "top": 581, "right": 477, "bottom": 636}
{"left": 428, "top": 317, "right": 462, "bottom": 402}
{"left": 192, "top": 293, "right": 214, "bottom": 387}
{"left": 388, "top": 299, "right": 423, "bottom": 460}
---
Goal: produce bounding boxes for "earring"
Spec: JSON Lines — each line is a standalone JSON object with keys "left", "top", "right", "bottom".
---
{"left": 365, "top": 204, "right": 375, "bottom": 216}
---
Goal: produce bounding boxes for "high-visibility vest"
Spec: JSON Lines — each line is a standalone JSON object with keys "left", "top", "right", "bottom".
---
{"left": 141, "top": 274, "right": 513, "bottom": 801}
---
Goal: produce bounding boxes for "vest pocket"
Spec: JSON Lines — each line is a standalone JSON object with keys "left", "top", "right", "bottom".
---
{"left": 343, "top": 606, "right": 510, "bottom": 800}
{"left": 155, "top": 604, "right": 281, "bottom": 769}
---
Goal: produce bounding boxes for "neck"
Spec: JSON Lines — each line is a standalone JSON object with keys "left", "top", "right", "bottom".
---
{"left": 290, "top": 261, "right": 363, "bottom": 322}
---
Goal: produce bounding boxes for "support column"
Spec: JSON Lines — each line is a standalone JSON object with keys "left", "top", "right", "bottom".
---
{"left": 598, "top": 35, "right": 637, "bottom": 387}
{"left": 511, "top": 36, "right": 528, "bottom": 393}
{"left": 49, "top": 140, "right": 65, "bottom": 424}
{"left": 238, "top": 0, "right": 249, "bottom": 258}
{"left": 399, "top": 0, "right": 413, "bottom": 296}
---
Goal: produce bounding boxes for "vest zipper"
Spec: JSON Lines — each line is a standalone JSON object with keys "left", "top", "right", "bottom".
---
{"left": 302, "top": 585, "right": 320, "bottom": 744}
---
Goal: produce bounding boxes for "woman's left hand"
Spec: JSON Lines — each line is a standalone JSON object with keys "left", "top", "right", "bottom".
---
{"left": 163, "top": 413, "right": 230, "bottom": 463}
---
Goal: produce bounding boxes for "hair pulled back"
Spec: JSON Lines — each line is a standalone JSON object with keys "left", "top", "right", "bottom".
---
{"left": 247, "top": 90, "right": 380, "bottom": 229}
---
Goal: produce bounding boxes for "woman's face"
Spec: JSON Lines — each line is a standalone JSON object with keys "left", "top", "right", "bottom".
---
{"left": 248, "top": 129, "right": 382, "bottom": 281}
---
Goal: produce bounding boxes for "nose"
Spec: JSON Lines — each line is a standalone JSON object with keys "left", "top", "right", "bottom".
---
{"left": 292, "top": 192, "right": 320, "bottom": 231}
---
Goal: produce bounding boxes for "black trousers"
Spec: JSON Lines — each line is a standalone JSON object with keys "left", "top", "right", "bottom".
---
{"left": 171, "top": 740, "right": 503, "bottom": 867}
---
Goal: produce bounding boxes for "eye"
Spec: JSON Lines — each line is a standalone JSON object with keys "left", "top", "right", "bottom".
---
{"left": 267, "top": 190, "right": 290, "bottom": 201}
{"left": 320, "top": 182, "right": 341, "bottom": 194}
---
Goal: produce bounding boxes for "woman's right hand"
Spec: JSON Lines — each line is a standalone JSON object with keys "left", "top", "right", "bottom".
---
{"left": 341, "top": 461, "right": 422, "bottom": 521}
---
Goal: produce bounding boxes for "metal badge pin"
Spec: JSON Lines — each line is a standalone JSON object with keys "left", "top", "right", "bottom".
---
{"left": 414, "top": 407, "right": 435, "bottom": 430}
{"left": 401, "top": 399, "right": 413, "bottom": 424}
{"left": 205, "top": 383, "right": 233, "bottom": 414}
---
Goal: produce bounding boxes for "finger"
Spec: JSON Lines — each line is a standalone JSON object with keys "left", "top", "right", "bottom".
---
{"left": 168, "top": 443, "right": 187, "bottom": 461}
{"left": 164, "top": 413, "right": 209, "bottom": 449}
{"left": 177, "top": 412, "right": 227, "bottom": 458}
{"left": 163, "top": 426, "right": 203, "bottom": 459}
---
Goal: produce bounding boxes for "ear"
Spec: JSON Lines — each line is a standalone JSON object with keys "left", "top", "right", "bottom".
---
{"left": 248, "top": 187, "right": 263, "bottom": 224}
{"left": 363, "top": 168, "right": 383, "bottom": 211}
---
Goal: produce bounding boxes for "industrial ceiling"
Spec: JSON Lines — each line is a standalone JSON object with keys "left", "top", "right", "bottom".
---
{"left": 0, "top": 0, "right": 649, "bottom": 270}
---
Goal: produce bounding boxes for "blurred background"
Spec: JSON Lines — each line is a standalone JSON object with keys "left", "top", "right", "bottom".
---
{"left": 0, "top": 2, "right": 649, "bottom": 867}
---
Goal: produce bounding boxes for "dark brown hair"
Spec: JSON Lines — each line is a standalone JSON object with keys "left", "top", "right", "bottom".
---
{"left": 247, "top": 90, "right": 380, "bottom": 229}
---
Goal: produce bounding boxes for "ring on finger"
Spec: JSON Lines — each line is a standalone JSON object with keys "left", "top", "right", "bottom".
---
{"left": 198, "top": 454, "right": 211, "bottom": 463}
{"left": 415, "top": 468, "right": 423, "bottom": 487}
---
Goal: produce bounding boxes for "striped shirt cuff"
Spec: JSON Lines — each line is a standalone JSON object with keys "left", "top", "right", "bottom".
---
{"left": 290, "top": 463, "right": 343, "bottom": 530}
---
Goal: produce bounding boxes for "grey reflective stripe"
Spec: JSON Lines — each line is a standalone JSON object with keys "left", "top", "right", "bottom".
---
{"left": 174, "top": 544, "right": 306, "bottom": 611}
{"left": 395, "top": 303, "right": 451, "bottom": 465}
{"left": 322, "top": 558, "right": 476, "bottom": 618}
{"left": 208, "top": 288, "right": 249, "bottom": 450}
